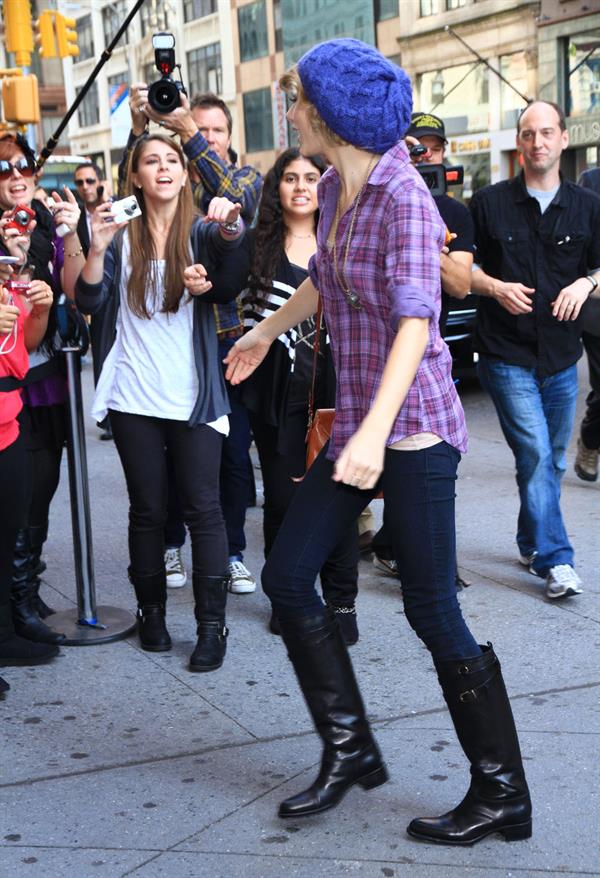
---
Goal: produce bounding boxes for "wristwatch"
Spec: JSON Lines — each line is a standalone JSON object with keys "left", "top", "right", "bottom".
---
{"left": 222, "top": 217, "right": 242, "bottom": 234}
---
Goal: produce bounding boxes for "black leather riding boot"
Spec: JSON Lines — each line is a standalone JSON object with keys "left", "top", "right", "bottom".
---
{"left": 28, "top": 522, "right": 54, "bottom": 618}
{"left": 11, "top": 530, "right": 65, "bottom": 644}
{"left": 407, "top": 644, "right": 532, "bottom": 845}
{"left": 277, "top": 607, "right": 387, "bottom": 819}
{"left": 189, "top": 573, "right": 229, "bottom": 672}
{"left": 129, "top": 567, "right": 171, "bottom": 652}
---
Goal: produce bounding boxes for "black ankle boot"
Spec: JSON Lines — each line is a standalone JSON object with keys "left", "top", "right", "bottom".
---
{"left": 0, "top": 675, "right": 9, "bottom": 694}
{"left": 0, "top": 633, "right": 59, "bottom": 666}
{"left": 11, "top": 530, "right": 65, "bottom": 645}
{"left": 129, "top": 568, "right": 171, "bottom": 652}
{"left": 136, "top": 605, "right": 171, "bottom": 651}
{"left": 407, "top": 644, "right": 532, "bottom": 846}
{"left": 328, "top": 603, "right": 359, "bottom": 646}
{"left": 189, "top": 574, "right": 229, "bottom": 672}
{"left": 28, "top": 523, "right": 54, "bottom": 618}
{"left": 277, "top": 607, "right": 387, "bottom": 818}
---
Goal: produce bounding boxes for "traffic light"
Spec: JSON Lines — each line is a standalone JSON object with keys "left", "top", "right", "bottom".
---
{"left": 34, "top": 10, "right": 57, "bottom": 59}
{"left": 3, "top": 0, "right": 34, "bottom": 68}
{"left": 2, "top": 74, "right": 40, "bottom": 124}
{"left": 55, "top": 12, "right": 79, "bottom": 59}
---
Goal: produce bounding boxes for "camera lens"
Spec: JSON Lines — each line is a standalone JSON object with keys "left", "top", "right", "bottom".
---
{"left": 148, "top": 78, "right": 180, "bottom": 114}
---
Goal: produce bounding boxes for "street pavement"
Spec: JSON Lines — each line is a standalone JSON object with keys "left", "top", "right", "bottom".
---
{"left": 1, "top": 359, "right": 599, "bottom": 878}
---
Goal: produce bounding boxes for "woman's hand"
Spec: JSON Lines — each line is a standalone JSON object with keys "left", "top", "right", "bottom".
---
{"left": 205, "top": 198, "right": 242, "bottom": 226}
{"left": 49, "top": 186, "right": 81, "bottom": 237}
{"left": 89, "top": 202, "right": 128, "bottom": 255}
{"left": 0, "top": 288, "right": 20, "bottom": 334}
{"left": 184, "top": 263, "right": 213, "bottom": 296}
{"left": 223, "top": 327, "right": 272, "bottom": 384}
{"left": 0, "top": 212, "right": 36, "bottom": 263}
{"left": 333, "top": 425, "right": 386, "bottom": 490}
{"left": 26, "top": 280, "right": 53, "bottom": 317}
{"left": 129, "top": 82, "right": 149, "bottom": 136}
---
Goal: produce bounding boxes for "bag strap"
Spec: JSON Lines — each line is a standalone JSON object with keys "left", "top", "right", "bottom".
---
{"left": 307, "top": 294, "right": 324, "bottom": 434}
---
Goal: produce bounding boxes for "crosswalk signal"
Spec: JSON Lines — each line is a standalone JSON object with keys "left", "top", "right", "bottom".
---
{"left": 55, "top": 12, "right": 79, "bottom": 59}
{"left": 34, "top": 10, "right": 57, "bottom": 59}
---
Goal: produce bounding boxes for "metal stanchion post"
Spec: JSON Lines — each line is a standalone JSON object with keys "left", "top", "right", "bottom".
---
{"left": 48, "top": 346, "right": 136, "bottom": 645}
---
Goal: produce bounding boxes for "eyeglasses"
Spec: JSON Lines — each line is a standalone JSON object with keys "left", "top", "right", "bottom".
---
{"left": 0, "top": 158, "right": 35, "bottom": 180}
{"left": 75, "top": 178, "right": 98, "bottom": 186}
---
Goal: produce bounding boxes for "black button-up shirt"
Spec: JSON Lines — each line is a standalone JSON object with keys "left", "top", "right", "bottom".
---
{"left": 470, "top": 173, "right": 600, "bottom": 376}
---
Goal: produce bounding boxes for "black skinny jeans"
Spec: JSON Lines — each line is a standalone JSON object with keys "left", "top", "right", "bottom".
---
{"left": 0, "top": 434, "right": 28, "bottom": 640}
{"left": 250, "top": 407, "right": 358, "bottom": 607}
{"left": 262, "top": 441, "right": 480, "bottom": 662}
{"left": 109, "top": 411, "right": 228, "bottom": 581}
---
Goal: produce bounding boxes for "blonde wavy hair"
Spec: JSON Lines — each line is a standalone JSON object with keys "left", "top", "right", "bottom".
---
{"left": 279, "top": 67, "right": 348, "bottom": 148}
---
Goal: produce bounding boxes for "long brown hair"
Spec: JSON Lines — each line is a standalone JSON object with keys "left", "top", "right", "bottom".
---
{"left": 125, "top": 134, "right": 195, "bottom": 318}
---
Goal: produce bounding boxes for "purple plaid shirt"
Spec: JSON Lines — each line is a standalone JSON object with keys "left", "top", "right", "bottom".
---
{"left": 309, "top": 140, "right": 468, "bottom": 459}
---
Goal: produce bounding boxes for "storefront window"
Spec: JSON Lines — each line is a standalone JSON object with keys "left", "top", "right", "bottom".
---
{"left": 565, "top": 30, "right": 600, "bottom": 117}
{"left": 454, "top": 153, "right": 490, "bottom": 203}
{"left": 500, "top": 51, "right": 529, "bottom": 130}
{"left": 418, "top": 63, "right": 489, "bottom": 135}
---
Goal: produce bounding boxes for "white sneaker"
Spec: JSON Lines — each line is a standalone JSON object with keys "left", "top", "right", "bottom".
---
{"left": 228, "top": 559, "right": 256, "bottom": 594}
{"left": 518, "top": 550, "right": 541, "bottom": 577}
{"left": 545, "top": 565, "right": 583, "bottom": 600}
{"left": 164, "top": 547, "right": 187, "bottom": 588}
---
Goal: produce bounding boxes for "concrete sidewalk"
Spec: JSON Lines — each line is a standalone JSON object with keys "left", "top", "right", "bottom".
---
{"left": 1, "top": 362, "right": 599, "bottom": 878}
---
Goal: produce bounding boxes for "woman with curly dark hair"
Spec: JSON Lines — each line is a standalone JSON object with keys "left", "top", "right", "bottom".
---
{"left": 240, "top": 147, "right": 361, "bottom": 644}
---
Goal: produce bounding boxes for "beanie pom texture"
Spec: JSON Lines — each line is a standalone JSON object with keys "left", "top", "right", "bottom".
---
{"left": 297, "top": 39, "right": 413, "bottom": 153}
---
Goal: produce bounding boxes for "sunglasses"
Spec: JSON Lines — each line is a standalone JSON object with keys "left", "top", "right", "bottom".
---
{"left": 75, "top": 178, "right": 98, "bottom": 186}
{"left": 0, "top": 158, "right": 35, "bottom": 180}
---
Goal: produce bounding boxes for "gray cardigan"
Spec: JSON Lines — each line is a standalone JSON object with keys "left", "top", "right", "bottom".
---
{"left": 75, "top": 219, "right": 249, "bottom": 426}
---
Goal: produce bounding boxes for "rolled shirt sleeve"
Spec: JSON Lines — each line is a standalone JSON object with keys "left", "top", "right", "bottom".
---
{"left": 384, "top": 185, "right": 445, "bottom": 330}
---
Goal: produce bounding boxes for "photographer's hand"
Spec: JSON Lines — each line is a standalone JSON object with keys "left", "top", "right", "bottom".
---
{"left": 0, "top": 288, "right": 20, "bottom": 335}
{"left": 0, "top": 214, "right": 35, "bottom": 263}
{"left": 143, "top": 94, "right": 198, "bottom": 142}
{"left": 130, "top": 83, "right": 150, "bottom": 136}
{"left": 49, "top": 186, "right": 81, "bottom": 237}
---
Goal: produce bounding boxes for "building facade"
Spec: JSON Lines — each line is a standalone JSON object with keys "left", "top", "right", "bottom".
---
{"left": 60, "top": 0, "right": 600, "bottom": 187}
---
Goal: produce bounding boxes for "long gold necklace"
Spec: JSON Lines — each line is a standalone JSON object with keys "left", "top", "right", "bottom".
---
{"left": 332, "top": 155, "right": 377, "bottom": 310}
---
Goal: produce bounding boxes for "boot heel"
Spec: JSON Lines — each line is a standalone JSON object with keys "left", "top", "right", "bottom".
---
{"left": 357, "top": 765, "right": 388, "bottom": 790}
{"left": 500, "top": 821, "right": 532, "bottom": 841}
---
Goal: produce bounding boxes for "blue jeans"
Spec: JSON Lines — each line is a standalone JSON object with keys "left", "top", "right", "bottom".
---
{"left": 477, "top": 356, "right": 578, "bottom": 575}
{"left": 262, "top": 441, "right": 480, "bottom": 662}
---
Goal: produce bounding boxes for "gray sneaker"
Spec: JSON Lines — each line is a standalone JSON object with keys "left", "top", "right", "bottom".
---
{"left": 373, "top": 555, "right": 400, "bottom": 579}
{"left": 574, "top": 438, "right": 598, "bottom": 482}
{"left": 165, "top": 547, "right": 187, "bottom": 588}
{"left": 228, "top": 560, "right": 256, "bottom": 594}
{"left": 518, "top": 550, "right": 541, "bottom": 577}
{"left": 545, "top": 565, "right": 583, "bottom": 600}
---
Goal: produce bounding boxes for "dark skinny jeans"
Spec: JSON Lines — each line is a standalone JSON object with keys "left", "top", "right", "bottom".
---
{"left": 109, "top": 411, "right": 228, "bottom": 580}
{"left": 251, "top": 407, "right": 358, "bottom": 608}
{"left": 262, "top": 441, "right": 480, "bottom": 662}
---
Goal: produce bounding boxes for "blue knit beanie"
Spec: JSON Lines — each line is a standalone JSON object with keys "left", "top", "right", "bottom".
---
{"left": 297, "top": 39, "right": 413, "bottom": 153}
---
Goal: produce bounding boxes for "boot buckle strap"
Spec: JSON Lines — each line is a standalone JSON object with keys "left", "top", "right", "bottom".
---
{"left": 459, "top": 688, "right": 477, "bottom": 703}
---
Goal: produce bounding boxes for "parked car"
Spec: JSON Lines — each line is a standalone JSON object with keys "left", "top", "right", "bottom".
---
{"left": 444, "top": 292, "right": 478, "bottom": 375}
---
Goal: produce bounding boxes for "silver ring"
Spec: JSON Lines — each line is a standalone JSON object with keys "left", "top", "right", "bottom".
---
{"left": 138, "top": 103, "right": 145, "bottom": 112}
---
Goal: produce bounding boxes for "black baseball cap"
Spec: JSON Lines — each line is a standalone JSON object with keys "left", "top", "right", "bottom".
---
{"left": 405, "top": 112, "right": 447, "bottom": 143}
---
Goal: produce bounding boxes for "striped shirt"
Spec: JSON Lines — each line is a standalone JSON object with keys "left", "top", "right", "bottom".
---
{"left": 308, "top": 140, "right": 468, "bottom": 459}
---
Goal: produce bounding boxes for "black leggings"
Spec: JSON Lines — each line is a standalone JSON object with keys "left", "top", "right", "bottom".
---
{"left": 109, "top": 411, "right": 228, "bottom": 578}
{"left": 250, "top": 407, "right": 358, "bottom": 608}
{"left": 0, "top": 434, "right": 28, "bottom": 639}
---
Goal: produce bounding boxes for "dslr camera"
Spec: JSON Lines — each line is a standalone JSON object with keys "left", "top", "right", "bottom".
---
{"left": 409, "top": 145, "right": 464, "bottom": 198}
{"left": 147, "top": 33, "right": 187, "bottom": 114}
